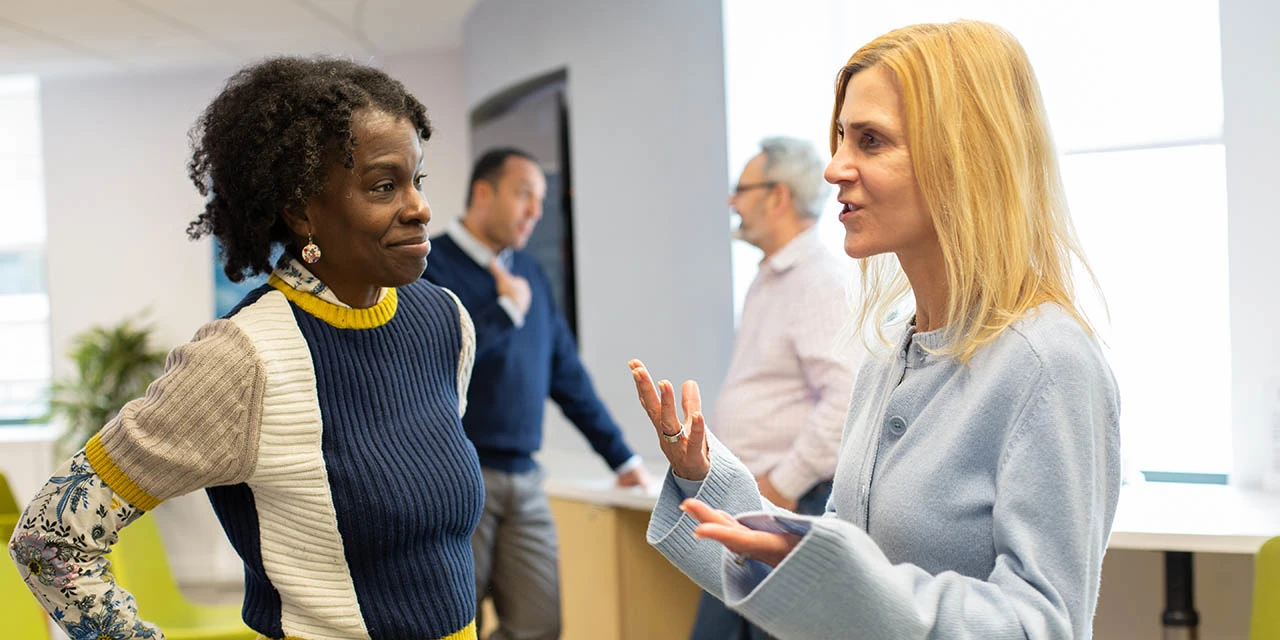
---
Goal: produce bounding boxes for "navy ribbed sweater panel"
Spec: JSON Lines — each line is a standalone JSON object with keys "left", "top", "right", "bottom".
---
{"left": 422, "top": 235, "right": 633, "bottom": 472}
{"left": 303, "top": 282, "right": 482, "bottom": 638}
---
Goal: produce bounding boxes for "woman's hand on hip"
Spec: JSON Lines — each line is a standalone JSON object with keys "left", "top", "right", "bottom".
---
{"left": 628, "top": 359, "right": 710, "bottom": 481}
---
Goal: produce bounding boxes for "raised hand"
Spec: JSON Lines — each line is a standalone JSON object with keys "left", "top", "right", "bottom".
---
{"left": 628, "top": 359, "right": 710, "bottom": 481}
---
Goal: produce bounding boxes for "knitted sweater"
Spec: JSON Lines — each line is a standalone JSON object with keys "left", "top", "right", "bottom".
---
{"left": 8, "top": 260, "right": 482, "bottom": 640}
{"left": 422, "top": 233, "right": 635, "bottom": 473}
{"left": 650, "top": 303, "right": 1121, "bottom": 639}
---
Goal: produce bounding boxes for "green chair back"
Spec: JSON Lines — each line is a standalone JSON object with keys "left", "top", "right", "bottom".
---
{"left": 1, "top": 471, "right": 51, "bottom": 638}
{"left": 107, "top": 511, "right": 257, "bottom": 640}
{"left": 1251, "top": 536, "right": 1280, "bottom": 640}
{"left": 0, "top": 471, "right": 19, "bottom": 515}
{"left": 1, "top": 559, "right": 51, "bottom": 639}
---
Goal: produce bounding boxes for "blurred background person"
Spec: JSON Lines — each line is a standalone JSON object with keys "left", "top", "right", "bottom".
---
{"left": 424, "top": 147, "right": 653, "bottom": 640}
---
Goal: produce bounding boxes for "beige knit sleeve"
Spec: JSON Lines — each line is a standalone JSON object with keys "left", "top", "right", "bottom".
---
{"left": 86, "top": 319, "right": 266, "bottom": 510}
{"left": 442, "top": 287, "right": 476, "bottom": 418}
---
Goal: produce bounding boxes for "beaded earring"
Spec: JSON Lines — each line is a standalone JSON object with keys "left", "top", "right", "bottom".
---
{"left": 301, "top": 233, "right": 322, "bottom": 264}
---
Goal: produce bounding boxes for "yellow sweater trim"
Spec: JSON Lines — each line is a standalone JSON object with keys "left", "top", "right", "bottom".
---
{"left": 84, "top": 433, "right": 161, "bottom": 511}
{"left": 257, "top": 618, "right": 476, "bottom": 640}
{"left": 267, "top": 275, "right": 398, "bottom": 329}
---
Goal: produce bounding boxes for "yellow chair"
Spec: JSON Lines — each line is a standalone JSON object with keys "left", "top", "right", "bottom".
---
{"left": 1251, "top": 536, "right": 1280, "bottom": 640}
{"left": 1, "top": 471, "right": 52, "bottom": 638}
{"left": 0, "top": 470, "right": 19, "bottom": 515}
{"left": 107, "top": 512, "right": 257, "bottom": 640}
{"left": 2, "top": 556, "right": 52, "bottom": 639}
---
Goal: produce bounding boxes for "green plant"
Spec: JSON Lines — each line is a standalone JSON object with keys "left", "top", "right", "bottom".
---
{"left": 48, "top": 313, "right": 167, "bottom": 460}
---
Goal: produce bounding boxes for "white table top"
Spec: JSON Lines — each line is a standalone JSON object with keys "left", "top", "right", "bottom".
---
{"left": 537, "top": 450, "right": 1280, "bottom": 555}
{"left": 537, "top": 449, "right": 666, "bottom": 512}
{"left": 1108, "top": 481, "right": 1280, "bottom": 554}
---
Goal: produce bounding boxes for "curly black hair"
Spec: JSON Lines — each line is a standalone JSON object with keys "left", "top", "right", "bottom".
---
{"left": 186, "top": 56, "right": 432, "bottom": 282}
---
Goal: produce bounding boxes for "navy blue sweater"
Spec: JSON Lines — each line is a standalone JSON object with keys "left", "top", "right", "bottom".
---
{"left": 423, "top": 234, "right": 634, "bottom": 473}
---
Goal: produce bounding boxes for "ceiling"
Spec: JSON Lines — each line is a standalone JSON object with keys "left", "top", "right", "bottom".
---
{"left": 0, "top": 0, "right": 478, "bottom": 77}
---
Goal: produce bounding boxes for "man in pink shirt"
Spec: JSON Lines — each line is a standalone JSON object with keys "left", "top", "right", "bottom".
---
{"left": 692, "top": 137, "right": 861, "bottom": 640}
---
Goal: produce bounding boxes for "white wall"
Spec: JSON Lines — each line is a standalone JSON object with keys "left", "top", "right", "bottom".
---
{"left": 384, "top": 49, "right": 472, "bottom": 230}
{"left": 41, "top": 67, "right": 226, "bottom": 372}
{"left": 1223, "top": 0, "right": 1280, "bottom": 492}
{"left": 462, "top": 0, "right": 735, "bottom": 467}
{"left": 27, "top": 48, "right": 471, "bottom": 586}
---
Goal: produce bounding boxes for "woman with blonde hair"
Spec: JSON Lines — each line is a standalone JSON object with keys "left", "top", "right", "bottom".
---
{"left": 630, "top": 20, "right": 1120, "bottom": 639}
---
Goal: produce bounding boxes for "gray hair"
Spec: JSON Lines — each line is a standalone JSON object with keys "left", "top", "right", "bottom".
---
{"left": 759, "top": 136, "right": 830, "bottom": 219}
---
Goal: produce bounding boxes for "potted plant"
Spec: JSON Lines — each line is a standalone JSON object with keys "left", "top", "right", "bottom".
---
{"left": 48, "top": 313, "right": 167, "bottom": 460}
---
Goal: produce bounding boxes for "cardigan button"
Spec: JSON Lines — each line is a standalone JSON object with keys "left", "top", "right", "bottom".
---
{"left": 887, "top": 415, "right": 908, "bottom": 436}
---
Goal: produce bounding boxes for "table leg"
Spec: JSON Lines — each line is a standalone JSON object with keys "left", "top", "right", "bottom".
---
{"left": 1161, "top": 551, "right": 1199, "bottom": 640}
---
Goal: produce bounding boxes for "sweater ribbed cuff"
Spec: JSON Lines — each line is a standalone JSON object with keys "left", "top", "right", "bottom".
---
{"left": 85, "top": 435, "right": 159, "bottom": 511}
{"left": 646, "top": 433, "right": 766, "bottom": 597}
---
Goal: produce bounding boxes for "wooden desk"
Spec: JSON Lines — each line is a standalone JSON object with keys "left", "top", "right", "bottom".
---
{"left": 1109, "top": 482, "right": 1280, "bottom": 636}
{"left": 540, "top": 454, "right": 698, "bottom": 640}
{"left": 548, "top": 497, "right": 700, "bottom": 640}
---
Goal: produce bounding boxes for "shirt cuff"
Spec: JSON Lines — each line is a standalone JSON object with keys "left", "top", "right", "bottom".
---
{"left": 672, "top": 473, "right": 705, "bottom": 499}
{"left": 615, "top": 455, "right": 643, "bottom": 475}
{"left": 497, "top": 296, "right": 526, "bottom": 328}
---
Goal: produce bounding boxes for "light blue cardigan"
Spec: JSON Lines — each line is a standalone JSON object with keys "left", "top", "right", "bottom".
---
{"left": 650, "top": 304, "right": 1121, "bottom": 639}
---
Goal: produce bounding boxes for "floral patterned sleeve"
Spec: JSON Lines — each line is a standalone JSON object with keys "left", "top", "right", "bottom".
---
{"left": 8, "top": 450, "right": 163, "bottom": 640}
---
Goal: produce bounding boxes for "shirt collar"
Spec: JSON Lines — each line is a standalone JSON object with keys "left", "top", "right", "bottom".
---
{"left": 449, "top": 219, "right": 514, "bottom": 269}
{"left": 271, "top": 254, "right": 387, "bottom": 308}
{"left": 760, "top": 226, "right": 823, "bottom": 274}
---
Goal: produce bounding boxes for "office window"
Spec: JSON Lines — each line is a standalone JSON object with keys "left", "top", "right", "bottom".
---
{"left": 725, "top": 0, "right": 1229, "bottom": 476}
{"left": 0, "top": 75, "right": 50, "bottom": 425}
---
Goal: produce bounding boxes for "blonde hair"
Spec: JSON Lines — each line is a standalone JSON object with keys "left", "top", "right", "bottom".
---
{"left": 832, "top": 20, "right": 1099, "bottom": 361}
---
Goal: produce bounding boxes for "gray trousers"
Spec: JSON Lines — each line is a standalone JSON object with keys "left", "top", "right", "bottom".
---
{"left": 473, "top": 466, "right": 561, "bottom": 640}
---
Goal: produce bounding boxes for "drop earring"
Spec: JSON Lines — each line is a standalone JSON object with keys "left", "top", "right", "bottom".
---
{"left": 301, "top": 233, "right": 322, "bottom": 264}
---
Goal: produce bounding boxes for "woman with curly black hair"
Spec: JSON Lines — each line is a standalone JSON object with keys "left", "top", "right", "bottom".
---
{"left": 10, "top": 57, "right": 483, "bottom": 640}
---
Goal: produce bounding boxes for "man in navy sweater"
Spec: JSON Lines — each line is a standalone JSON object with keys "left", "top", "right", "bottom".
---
{"left": 423, "top": 148, "right": 652, "bottom": 640}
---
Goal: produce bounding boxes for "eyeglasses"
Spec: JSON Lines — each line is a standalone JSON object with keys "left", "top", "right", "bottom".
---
{"left": 730, "top": 181, "right": 777, "bottom": 196}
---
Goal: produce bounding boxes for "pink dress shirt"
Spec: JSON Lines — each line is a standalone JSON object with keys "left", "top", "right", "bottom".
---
{"left": 713, "top": 227, "right": 861, "bottom": 499}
